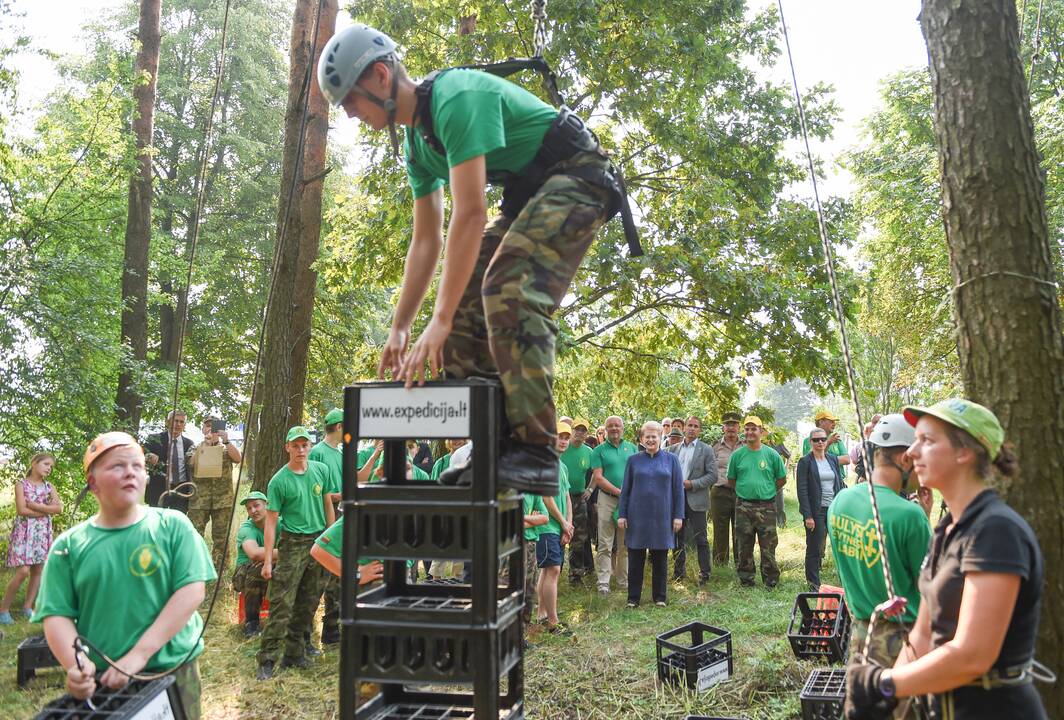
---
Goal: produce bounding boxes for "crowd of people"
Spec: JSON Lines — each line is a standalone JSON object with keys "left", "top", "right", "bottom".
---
{"left": 0, "top": 395, "right": 1049, "bottom": 719}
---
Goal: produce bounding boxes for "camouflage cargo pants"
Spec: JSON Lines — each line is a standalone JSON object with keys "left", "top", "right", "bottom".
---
{"left": 188, "top": 475, "right": 235, "bottom": 576}
{"left": 522, "top": 539, "right": 539, "bottom": 623}
{"left": 734, "top": 498, "right": 779, "bottom": 586}
{"left": 173, "top": 661, "right": 202, "bottom": 720}
{"left": 231, "top": 561, "right": 269, "bottom": 621}
{"left": 443, "top": 150, "right": 614, "bottom": 447}
{"left": 257, "top": 532, "right": 323, "bottom": 663}
{"left": 567, "top": 493, "right": 592, "bottom": 579}
{"left": 848, "top": 618, "right": 920, "bottom": 720}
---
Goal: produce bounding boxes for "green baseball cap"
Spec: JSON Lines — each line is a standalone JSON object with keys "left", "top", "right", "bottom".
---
{"left": 721, "top": 411, "right": 743, "bottom": 423}
{"left": 240, "top": 491, "right": 267, "bottom": 505}
{"left": 903, "top": 398, "right": 1004, "bottom": 460}
{"left": 324, "top": 408, "right": 344, "bottom": 426}
{"left": 286, "top": 425, "right": 313, "bottom": 443}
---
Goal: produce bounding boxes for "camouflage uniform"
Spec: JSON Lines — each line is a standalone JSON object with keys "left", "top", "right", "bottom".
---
{"left": 256, "top": 532, "right": 323, "bottom": 664}
{"left": 848, "top": 618, "right": 921, "bottom": 720}
{"left": 231, "top": 559, "right": 269, "bottom": 623}
{"left": 187, "top": 444, "right": 235, "bottom": 576}
{"left": 174, "top": 661, "right": 202, "bottom": 720}
{"left": 320, "top": 575, "right": 339, "bottom": 641}
{"left": 443, "top": 150, "right": 614, "bottom": 447}
{"left": 522, "top": 539, "right": 539, "bottom": 623}
{"left": 734, "top": 498, "right": 780, "bottom": 586}
{"left": 567, "top": 495, "right": 592, "bottom": 580}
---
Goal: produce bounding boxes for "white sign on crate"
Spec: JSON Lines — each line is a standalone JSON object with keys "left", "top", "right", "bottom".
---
{"left": 696, "top": 657, "right": 731, "bottom": 691}
{"left": 358, "top": 385, "right": 471, "bottom": 438}
{"left": 129, "top": 688, "right": 176, "bottom": 720}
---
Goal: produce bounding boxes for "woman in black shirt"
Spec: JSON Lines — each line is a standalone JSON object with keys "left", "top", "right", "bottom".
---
{"left": 846, "top": 399, "right": 1047, "bottom": 720}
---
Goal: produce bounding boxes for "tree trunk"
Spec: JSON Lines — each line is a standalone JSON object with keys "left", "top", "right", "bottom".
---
{"left": 253, "top": 0, "right": 337, "bottom": 491}
{"left": 921, "top": 1, "right": 1064, "bottom": 713}
{"left": 115, "top": 0, "right": 162, "bottom": 431}
{"left": 287, "top": 0, "right": 337, "bottom": 429}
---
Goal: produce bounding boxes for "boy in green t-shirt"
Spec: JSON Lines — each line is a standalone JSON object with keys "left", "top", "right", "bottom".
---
{"left": 231, "top": 491, "right": 274, "bottom": 637}
{"left": 309, "top": 407, "right": 344, "bottom": 645}
{"left": 309, "top": 516, "right": 384, "bottom": 584}
{"left": 536, "top": 423, "right": 574, "bottom": 634}
{"left": 35, "top": 432, "right": 215, "bottom": 719}
{"left": 521, "top": 492, "right": 549, "bottom": 625}
{"left": 317, "top": 24, "right": 625, "bottom": 497}
{"left": 828, "top": 415, "right": 931, "bottom": 678}
{"left": 256, "top": 426, "right": 332, "bottom": 680}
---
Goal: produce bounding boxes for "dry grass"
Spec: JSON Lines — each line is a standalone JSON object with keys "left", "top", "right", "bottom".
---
{"left": 0, "top": 488, "right": 839, "bottom": 719}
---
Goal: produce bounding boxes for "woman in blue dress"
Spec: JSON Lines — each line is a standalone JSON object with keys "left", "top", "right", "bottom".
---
{"left": 618, "top": 421, "right": 685, "bottom": 607}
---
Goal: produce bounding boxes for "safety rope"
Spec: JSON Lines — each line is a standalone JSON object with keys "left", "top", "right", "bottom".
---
{"left": 1028, "top": 0, "right": 1045, "bottom": 83}
{"left": 775, "top": 0, "right": 915, "bottom": 676}
{"left": 532, "top": 0, "right": 549, "bottom": 58}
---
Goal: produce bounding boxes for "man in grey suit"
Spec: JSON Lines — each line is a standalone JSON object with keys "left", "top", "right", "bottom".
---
{"left": 668, "top": 415, "right": 717, "bottom": 584}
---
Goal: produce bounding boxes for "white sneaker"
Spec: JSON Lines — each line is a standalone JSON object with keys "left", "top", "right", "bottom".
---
{"left": 597, "top": 585, "right": 610, "bottom": 594}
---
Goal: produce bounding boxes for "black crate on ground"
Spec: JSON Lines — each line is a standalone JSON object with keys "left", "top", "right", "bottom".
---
{"left": 787, "top": 593, "right": 851, "bottom": 664}
{"left": 656, "top": 622, "right": 734, "bottom": 691}
{"left": 34, "top": 676, "right": 186, "bottom": 719}
{"left": 355, "top": 680, "right": 523, "bottom": 720}
{"left": 18, "top": 634, "right": 61, "bottom": 687}
{"left": 799, "top": 668, "right": 845, "bottom": 720}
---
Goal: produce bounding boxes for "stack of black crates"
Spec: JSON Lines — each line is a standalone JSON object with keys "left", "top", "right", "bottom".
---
{"left": 787, "top": 591, "right": 851, "bottom": 720}
{"left": 340, "top": 379, "right": 525, "bottom": 720}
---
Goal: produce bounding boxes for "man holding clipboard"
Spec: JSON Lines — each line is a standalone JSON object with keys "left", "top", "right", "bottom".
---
{"left": 188, "top": 416, "right": 241, "bottom": 576}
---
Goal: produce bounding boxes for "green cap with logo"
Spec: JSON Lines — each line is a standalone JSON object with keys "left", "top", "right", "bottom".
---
{"left": 286, "top": 425, "right": 313, "bottom": 443}
{"left": 903, "top": 398, "right": 1004, "bottom": 460}
{"left": 324, "top": 408, "right": 344, "bottom": 426}
{"left": 240, "top": 491, "right": 268, "bottom": 505}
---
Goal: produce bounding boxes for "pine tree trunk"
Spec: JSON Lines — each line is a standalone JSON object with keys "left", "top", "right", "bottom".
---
{"left": 115, "top": 0, "right": 161, "bottom": 431}
{"left": 253, "top": 0, "right": 336, "bottom": 490}
{"left": 287, "top": 0, "right": 337, "bottom": 428}
{"left": 921, "top": 1, "right": 1064, "bottom": 713}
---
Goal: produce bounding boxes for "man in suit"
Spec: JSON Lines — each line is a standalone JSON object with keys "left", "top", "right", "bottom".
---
{"left": 144, "top": 409, "right": 195, "bottom": 513}
{"left": 668, "top": 415, "right": 717, "bottom": 584}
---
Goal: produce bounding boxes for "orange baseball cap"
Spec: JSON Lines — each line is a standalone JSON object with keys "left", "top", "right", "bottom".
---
{"left": 83, "top": 432, "right": 143, "bottom": 474}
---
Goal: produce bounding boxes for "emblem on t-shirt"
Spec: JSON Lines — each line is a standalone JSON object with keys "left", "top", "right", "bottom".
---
{"left": 758, "top": 460, "right": 767, "bottom": 470}
{"left": 129, "top": 543, "right": 163, "bottom": 577}
{"left": 830, "top": 514, "right": 881, "bottom": 569}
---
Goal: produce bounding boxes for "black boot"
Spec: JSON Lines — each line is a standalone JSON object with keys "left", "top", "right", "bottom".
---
{"left": 497, "top": 444, "right": 559, "bottom": 495}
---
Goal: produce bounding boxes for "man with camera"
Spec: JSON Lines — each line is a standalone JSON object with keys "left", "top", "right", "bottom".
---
{"left": 188, "top": 416, "right": 242, "bottom": 576}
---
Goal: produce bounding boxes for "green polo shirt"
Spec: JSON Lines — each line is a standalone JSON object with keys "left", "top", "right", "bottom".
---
{"left": 727, "top": 445, "right": 786, "bottom": 501}
{"left": 590, "top": 439, "right": 638, "bottom": 491}
{"left": 560, "top": 443, "right": 593, "bottom": 493}
{"left": 522, "top": 493, "right": 549, "bottom": 542}
{"left": 309, "top": 440, "right": 343, "bottom": 494}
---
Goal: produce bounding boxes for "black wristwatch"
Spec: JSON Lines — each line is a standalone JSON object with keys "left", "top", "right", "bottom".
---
{"left": 878, "top": 670, "right": 896, "bottom": 699}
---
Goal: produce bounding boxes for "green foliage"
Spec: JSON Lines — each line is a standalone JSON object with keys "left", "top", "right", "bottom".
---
{"left": 315, "top": 0, "right": 855, "bottom": 420}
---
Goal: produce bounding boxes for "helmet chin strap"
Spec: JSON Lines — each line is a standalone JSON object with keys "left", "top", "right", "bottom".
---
{"left": 354, "top": 62, "right": 402, "bottom": 161}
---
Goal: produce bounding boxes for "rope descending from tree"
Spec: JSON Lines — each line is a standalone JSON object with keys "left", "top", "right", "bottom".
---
{"left": 532, "top": 0, "right": 549, "bottom": 58}
{"left": 774, "top": 0, "right": 917, "bottom": 696}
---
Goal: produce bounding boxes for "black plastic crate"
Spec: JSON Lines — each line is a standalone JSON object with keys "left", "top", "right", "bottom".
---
{"left": 364, "top": 705, "right": 475, "bottom": 719}
{"left": 355, "top": 684, "right": 524, "bottom": 720}
{"left": 352, "top": 497, "right": 523, "bottom": 562}
{"left": 34, "top": 675, "right": 186, "bottom": 719}
{"left": 656, "top": 622, "right": 734, "bottom": 691}
{"left": 799, "top": 668, "right": 845, "bottom": 720}
{"left": 787, "top": 593, "right": 851, "bottom": 664}
{"left": 350, "top": 609, "right": 522, "bottom": 684}
{"left": 18, "top": 634, "right": 61, "bottom": 687}
{"left": 357, "top": 581, "right": 522, "bottom": 626}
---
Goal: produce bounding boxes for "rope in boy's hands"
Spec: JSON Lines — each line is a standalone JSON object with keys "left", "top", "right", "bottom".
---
{"left": 70, "top": 638, "right": 97, "bottom": 708}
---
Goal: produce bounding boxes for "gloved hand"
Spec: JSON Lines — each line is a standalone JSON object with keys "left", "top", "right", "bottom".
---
{"left": 845, "top": 664, "right": 898, "bottom": 720}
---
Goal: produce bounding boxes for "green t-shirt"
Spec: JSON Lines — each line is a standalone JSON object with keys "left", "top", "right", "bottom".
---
{"left": 235, "top": 519, "right": 265, "bottom": 567}
{"left": 802, "top": 436, "right": 848, "bottom": 479}
{"left": 266, "top": 461, "right": 330, "bottom": 534}
{"left": 727, "top": 445, "right": 786, "bottom": 501}
{"left": 404, "top": 69, "right": 558, "bottom": 199}
{"left": 542, "top": 462, "right": 571, "bottom": 536}
{"left": 314, "top": 517, "right": 372, "bottom": 566}
{"left": 308, "top": 440, "right": 343, "bottom": 494}
{"left": 590, "top": 439, "right": 639, "bottom": 491}
{"left": 560, "top": 443, "right": 593, "bottom": 493}
{"left": 371, "top": 452, "right": 430, "bottom": 481}
{"left": 32, "top": 508, "right": 216, "bottom": 671}
{"left": 522, "top": 493, "right": 549, "bottom": 542}
{"left": 356, "top": 446, "right": 376, "bottom": 471}
{"left": 430, "top": 453, "right": 451, "bottom": 481}
{"left": 828, "top": 484, "right": 931, "bottom": 623}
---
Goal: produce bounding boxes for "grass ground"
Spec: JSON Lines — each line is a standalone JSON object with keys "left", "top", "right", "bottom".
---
{"left": 0, "top": 486, "right": 844, "bottom": 719}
